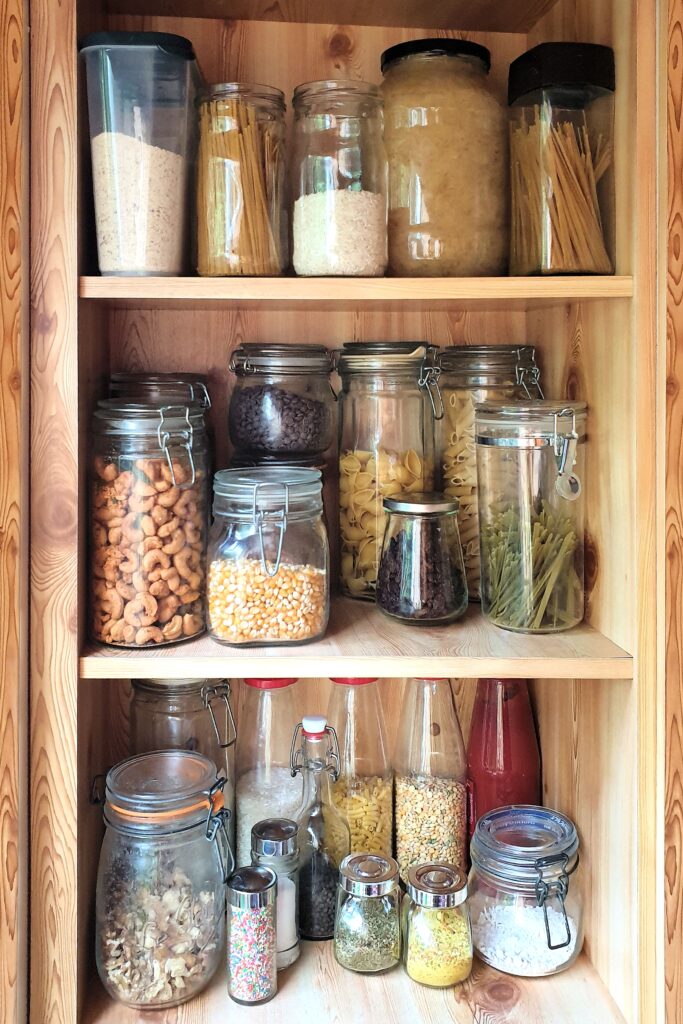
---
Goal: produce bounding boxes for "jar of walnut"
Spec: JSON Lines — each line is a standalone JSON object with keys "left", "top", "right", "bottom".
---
{"left": 90, "top": 400, "right": 209, "bottom": 647}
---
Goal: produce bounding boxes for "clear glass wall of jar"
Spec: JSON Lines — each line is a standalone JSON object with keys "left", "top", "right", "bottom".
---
{"left": 197, "top": 83, "right": 287, "bottom": 276}
{"left": 469, "top": 805, "right": 583, "bottom": 976}
{"left": 403, "top": 863, "right": 473, "bottom": 987}
{"left": 207, "top": 467, "right": 330, "bottom": 645}
{"left": 109, "top": 372, "right": 212, "bottom": 412}
{"left": 437, "top": 345, "right": 542, "bottom": 600}
{"left": 337, "top": 342, "right": 442, "bottom": 599}
{"left": 381, "top": 39, "right": 508, "bottom": 276}
{"left": 251, "top": 817, "right": 300, "bottom": 970}
{"left": 475, "top": 401, "right": 586, "bottom": 633}
{"left": 95, "top": 750, "right": 230, "bottom": 1009}
{"left": 227, "top": 865, "right": 278, "bottom": 1004}
{"left": 90, "top": 400, "right": 209, "bottom": 647}
{"left": 334, "top": 853, "right": 401, "bottom": 973}
{"left": 292, "top": 80, "right": 387, "bottom": 276}
{"left": 228, "top": 344, "right": 336, "bottom": 457}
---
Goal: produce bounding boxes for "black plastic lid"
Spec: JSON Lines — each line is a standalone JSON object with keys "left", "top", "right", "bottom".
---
{"left": 508, "top": 42, "right": 615, "bottom": 106}
{"left": 79, "top": 31, "right": 196, "bottom": 61}
{"left": 381, "top": 38, "right": 491, "bottom": 75}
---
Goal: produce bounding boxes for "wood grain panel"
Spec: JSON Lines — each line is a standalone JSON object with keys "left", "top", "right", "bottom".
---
{"left": 0, "top": 0, "right": 27, "bottom": 1021}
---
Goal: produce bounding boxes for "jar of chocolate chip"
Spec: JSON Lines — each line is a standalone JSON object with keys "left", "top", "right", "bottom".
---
{"left": 377, "top": 492, "right": 468, "bottom": 625}
{"left": 228, "top": 344, "right": 336, "bottom": 457}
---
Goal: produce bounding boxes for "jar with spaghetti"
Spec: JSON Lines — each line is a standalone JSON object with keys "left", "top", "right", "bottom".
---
{"left": 196, "top": 83, "right": 287, "bottom": 276}
{"left": 436, "top": 345, "right": 542, "bottom": 600}
{"left": 337, "top": 342, "right": 441, "bottom": 599}
{"left": 508, "top": 43, "right": 615, "bottom": 275}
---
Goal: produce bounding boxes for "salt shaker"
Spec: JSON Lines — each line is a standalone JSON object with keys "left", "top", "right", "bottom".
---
{"left": 227, "top": 865, "right": 277, "bottom": 1005}
{"left": 251, "top": 818, "right": 300, "bottom": 970}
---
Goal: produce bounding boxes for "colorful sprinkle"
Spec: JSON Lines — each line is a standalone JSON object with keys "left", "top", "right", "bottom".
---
{"left": 227, "top": 904, "right": 277, "bottom": 1004}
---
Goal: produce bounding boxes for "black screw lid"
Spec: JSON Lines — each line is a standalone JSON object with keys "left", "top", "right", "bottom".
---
{"left": 381, "top": 38, "right": 491, "bottom": 75}
{"left": 79, "top": 31, "right": 196, "bottom": 61}
{"left": 508, "top": 42, "right": 615, "bottom": 106}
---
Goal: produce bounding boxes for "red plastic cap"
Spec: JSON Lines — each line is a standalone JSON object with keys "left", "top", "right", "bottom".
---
{"left": 245, "top": 678, "right": 297, "bottom": 689}
{"left": 329, "top": 677, "right": 378, "bottom": 685}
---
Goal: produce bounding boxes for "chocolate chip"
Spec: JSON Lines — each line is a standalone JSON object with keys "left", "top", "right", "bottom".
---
{"left": 376, "top": 522, "right": 468, "bottom": 623}
{"left": 229, "top": 383, "right": 332, "bottom": 455}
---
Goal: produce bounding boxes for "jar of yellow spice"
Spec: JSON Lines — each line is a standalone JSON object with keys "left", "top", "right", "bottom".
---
{"left": 403, "top": 863, "right": 473, "bottom": 988}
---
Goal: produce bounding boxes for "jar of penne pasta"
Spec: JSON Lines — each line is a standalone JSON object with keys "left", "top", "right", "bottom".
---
{"left": 336, "top": 343, "right": 442, "bottom": 600}
{"left": 436, "top": 346, "right": 542, "bottom": 601}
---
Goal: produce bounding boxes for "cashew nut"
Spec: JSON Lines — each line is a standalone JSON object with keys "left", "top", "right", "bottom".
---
{"left": 93, "top": 522, "right": 108, "bottom": 547}
{"left": 135, "top": 459, "right": 162, "bottom": 484}
{"left": 179, "top": 590, "right": 201, "bottom": 605}
{"left": 119, "top": 549, "right": 139, "bottom": 575}
{"left": 157, "top": 595, "right": 181, "bottom": 624}
{"left": 94, "top": 457, "right": 117, "bottom": 482}
{"left": 162, "top": 460, "right": 188, "bottom": 485}
{"left": 162, "top": 615, "right": 183, "bottom": 641}
{"left": 114, "top": 471, "right": 135, "bottom": 496}
{"left": 149, "top": 580, "right": 170, "bottom": 598}
{"left": 108, "top": 526, "right": 123, "bottom": 546}
{"left": 183, "top": 521, "right": 201, "bottom": 545}
{"left": 142, "top": 536, "right": 162, "bottom": 553}
{"left": 173, "top": 492, "right": 198, "bottom": 519}
{"left": 183, "top": 613, "right": 202, "bottom": 636}
{"left": 129, "top": 492, "right": 155, "bottom": 514}
{"left": 151, "top": 504, "right": 170, "bottom": 527}
{"left": 135, "top": 626, "right": 164, "bottom": 645}
{"left": 121, "top": 512, "right": 144, "bottom": 543}
{"left": 115, "top": 579, "right": 137, "bottom": 601}
{"left": 156, "top": 486, "right": 180, "bottom": 509}
{"left": 124, "top": 594, "right": 158, "bottom": 628}
{"left": 162, "top": 528, "right": 185, "bottom": 556}
{"left": 142, "top": 549, "right": 171, "bottom": 574}
{"left": 109, "top": 619, "right": 136, "bottom": 644}
{"left": 157, "top": 516, "right": 181, "bottom": 539}
{"left": 132, "top": 571, "right": 148, "bottom": 594}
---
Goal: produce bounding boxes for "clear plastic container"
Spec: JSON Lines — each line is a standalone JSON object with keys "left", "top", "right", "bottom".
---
{"left": 80, "top": 32, "right": 200, "bottom": 275}
{"left": 227, "top": 865, "right": 278, "bottom": 1004}
{"left": 508, "top": 43, "right": 615, "bottom": 275}
{"left": 327, "top": 677, "right": 392, "bottom": 856}
{"left": 394, "top": 678, "right": 467, "bottom": 884}
{"left": 334, "top": 854, "right": 401, "bottom": 973}
{"left": 292, "top": 80, "right": 387, "bottom": 276}
{"left": 403, "top": 863, "right": 473, "bottom": 987}
{"left": 469, "top": 805, "right": 584, "bottom": 976}
{"left": 475, "top": 401, "right": 587, "bottom": 633}
{"left": 251, "top": 818, "right": 300, "bottom": 970}
{"left": 207, "top": 467, "right": 330, "bottom": 645}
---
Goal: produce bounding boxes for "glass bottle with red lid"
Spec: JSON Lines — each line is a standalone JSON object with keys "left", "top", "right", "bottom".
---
{"left": 466, "top": 678, "right": 541, "bottom": 836}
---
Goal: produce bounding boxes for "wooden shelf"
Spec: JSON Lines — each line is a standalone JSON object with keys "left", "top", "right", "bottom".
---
{"left": 82, "top": 944, "right": 625, "bottom": 1024}
{"left": 79, "top": 599, "right": 632, "bottom": 680}
{"left": 79, "top": 275, "right": 634, "bottom": 311}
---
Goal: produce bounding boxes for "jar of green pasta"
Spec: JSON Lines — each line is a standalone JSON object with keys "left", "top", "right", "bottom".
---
{"left": 475, "top": 400, "right": 587, "bottom": 633}
{"left": 436, "top": 345, "right": 542, "bottom": 601}
{"left": 403, "top": 863, "right": 472, "bottom": 987}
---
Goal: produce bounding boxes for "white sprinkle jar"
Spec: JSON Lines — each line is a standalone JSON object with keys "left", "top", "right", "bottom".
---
{"left": 251, "top": 818, "right": 300, "bottom": 970}
{"left": 469, "top": 805, "right": 584, "bottom": 977}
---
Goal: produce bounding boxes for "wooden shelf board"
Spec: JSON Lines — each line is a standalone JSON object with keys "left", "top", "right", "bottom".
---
{"left": 79, "top": 275, "right": 634, "bottom": 311}
{"left": 82, "top": 945, "right": 625, "bottom": 1024}
{"left": 79, "top": 599, "right": 632, "bottom": 680}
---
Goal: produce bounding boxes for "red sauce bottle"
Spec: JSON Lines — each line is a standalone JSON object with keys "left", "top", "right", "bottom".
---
{"left": 466, "top": 678, "right": 541, "bottom": 837}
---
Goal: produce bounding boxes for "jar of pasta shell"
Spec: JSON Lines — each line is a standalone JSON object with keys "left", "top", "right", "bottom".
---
{"left": 336, "top": 342, "right": 442, "bottom": 600}
{"left": 436, "top": 346, "right": 542, "bottom": 600}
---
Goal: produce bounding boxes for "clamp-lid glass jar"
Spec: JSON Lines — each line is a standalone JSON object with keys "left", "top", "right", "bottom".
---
{"left": 207, "top": 467, "right": 329, "bottom": 645}
{"left": 377, "top": 491, "right": 468, "bottom": 624}
{"left": 334, "top": 853, "right": 401, "bottom": 973}
{"left": 469, "top": 805, "right": 583, "bottom": 976}
{"left": 109, "top": 372, "right": 212, "bottom": 413}
{"left": 90, "top": 400, "right": 208, "bottom": 647}
{"left": 95, "top": 750, "right": 230, "bottom": 1009}
{"left": 251, "top": 818, "right": 300, "bottom": 970}
{"left": 228, "top": 344, "right": 336, "bottom": 457}
{"left": 403, "top": 863, "right": 473, "bottom": 987}
{"left": 475, "top": 401, "right": 587, "bottom": 633}
{"left": 292, "top": 80, "right": 387, "bottom": 276}
{"left": 227, "top": 865, "right": 278, "bottom": 1004}
{"left": 337, "top": 342, "right": 441, "bottom": 599}
{"left": 437, "top": 345, "right": 542, "bottom": 600}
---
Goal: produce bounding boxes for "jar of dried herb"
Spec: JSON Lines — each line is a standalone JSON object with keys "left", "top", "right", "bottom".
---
{"left": 334, "top": 853, "right": 401, "bottom": 973}
{"left": 403, "top": 863, "right": 472, "bottom": 987}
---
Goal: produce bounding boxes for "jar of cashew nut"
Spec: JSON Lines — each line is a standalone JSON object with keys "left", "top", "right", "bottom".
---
{"left": 90, "top": 400, "right": 209, "bottom": 647}
{"left": 337, "top": 342, "right": 442, "bottom": 600}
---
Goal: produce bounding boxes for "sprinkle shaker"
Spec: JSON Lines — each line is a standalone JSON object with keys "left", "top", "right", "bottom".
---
{"left": 227, "top": 865, "right": 277, "bottom": 1005}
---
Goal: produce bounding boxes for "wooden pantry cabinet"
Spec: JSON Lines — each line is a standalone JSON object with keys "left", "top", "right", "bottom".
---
{"left": 1, "top": 0, "right": 674, "bottom": 1020}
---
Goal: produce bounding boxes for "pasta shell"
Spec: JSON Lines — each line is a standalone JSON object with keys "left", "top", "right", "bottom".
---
{"left": 405, "top": 449, "right": 423, "bottom": 478}
{"left": 351, "top": 488, "right": 376, "bottom": 508}
{"left": 391, "top": 464, "right": 412, "bottom": 485}
{"left": 357, "top": 538, "right": 379, "bottom": 570}
{"left": 379, "top": 479, "right": 402, "bottom": 497}
{"left": 340, "top": 453, "right": 362, "bottom": 474}
{"left": 341, "top": 554, "right": 354, "bottom": 577}
{"left": 346, "top": 576, "right": 370, "bottom": 595}
{"left": 343, "top": 525, "right": 369, "bottom": 543}
{"left": 355, "top": 450, "right": 373, "bottom": 466}
{"left": 354, "top": 471, "right": 375, "bottom": 490}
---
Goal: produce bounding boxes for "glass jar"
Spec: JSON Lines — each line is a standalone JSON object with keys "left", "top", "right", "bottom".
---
{"left": 90, "top": 400, "right": 208, "bottom": 647}
{"left": 235, "top": 678, "right": 302, "bottom": 866}
{"left": 80, "top": 32, "right": 200, "bottom": 276}
{"left": 207, "top": 467, "right": 330, "bottom": 645}
{"left": 337, "top": 342, "right": 442, "bottom": 599}
{"left": 508, "top": 43, "right": 615, "bottom": 275}
{"left": 381, "top": 39, "right": 508, "bottom": 277}
{"left": 476, "top": 401, "right": 587, "bottom": 633}
{"left": 197, "top": 83, "right": 287, "bottom": 276}
{"left": 291, "top": 80, "right": 387, "bottom": 276}
{"left": 327, "top": 677, "right": 392, "bottom": 856}
{"left": 466, "top": 678, "right": 541, "bottom": 836}
{"left": 291, "top": 716, "right": 351, "bottom": 940}
{"left": 394, "top": 678, "right": 467, "bottom": 884}
{"left": 469, "top": 805, "right": 583, "bottom": 976}
{"left": 109, "top": 372, "right": 211, "bottom": 413}
{"left": 227, "top": 865, "right": 278, "bottom": 1004}
{"left": 228, "top": 344, "right": 336, "bottom": 457}
{"left": 403, "top": 863, "right": 473, "bottom": 987}
{"left": 251, "top": 817, "right": 300, "bottom": 970}
{"left": 377, "top": 492, "right": 468, "bottom": 624}
{"left": 334, "top": 853, "right": 401, "bottom": 973}
{"left": 437, "top": 345, "right": 542, "bottom": 600}
{"left": 95, "top": 751, "right": 230, "bottom": 1009}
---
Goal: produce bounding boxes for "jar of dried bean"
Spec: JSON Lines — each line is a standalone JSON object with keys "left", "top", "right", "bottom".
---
{"left": 436, "top": 345, "right": 542, "bottom": 600}
{"left": 95, "top": 751, "right": 231, "bottom": 1009}
{"left": 334, "top": 853, "right": 401, "bottom": 973}
{"left": 394, "top": 678, "right": 467, "bottom": 884}
{"left": 337, "top": 342, "right": 442, "bottom": 599}
{"left": 207, "top": 467, "right": 329, "bottom": 646}
{"left": 327, "top": 678, "right": 393, "bottom": 856}
{"left": 403, "top": 863, "right": 472, "bottom": 987}
{"left": 90, "top": 400, "right": 209, "bottom": 647}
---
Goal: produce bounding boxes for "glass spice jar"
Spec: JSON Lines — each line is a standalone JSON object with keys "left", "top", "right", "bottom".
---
{"left": 403, "top": 863, "right": 473, "bottom": 987}
{"left": 334, "top": 853, "right": 401, "bottom": 973}
{"left": 377, "top": 492, "right": 468, "bottom": 624}
{"left": 227, "top": 865, "right": 278, "bottom": 1004}
{"left": 251, "top": 818, "right": 300, "bottom": 970}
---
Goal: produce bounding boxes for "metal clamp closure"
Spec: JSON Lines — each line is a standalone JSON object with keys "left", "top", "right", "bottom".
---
{"left": 534, "top": 852, "right": 574, "bottom": 950}
{"left": 157, "top": 405, "right": 196, "bottom": 489}
{"left": 252, "top": 481, "right": 289, "bottom": 577}
{"left": 418, "top": 359, "right": 444, "bottom": 421}
{"left": 205, "top": 777, "right": 234, "bottom": 882}
{"left": 552, "top": 408, "right": 581, "bottom": 500}
{"left": 289, "top": 723, "right": 341, "bottom": 782}
{"left": 190, "top": 382, "right": 212, "bottom": 410}
{"left": 202, "top": 682, "right": 237, "bottom": 749}
{"left": 516, "top": 362, "right": 544, "bottom": 399}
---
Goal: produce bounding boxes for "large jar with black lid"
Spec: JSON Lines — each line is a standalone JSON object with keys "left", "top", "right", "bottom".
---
{"left": 381, "top": 39, "right": 508, "bottom": 276}
{"left": 90, "top": 400, "right": 208, "bottom": 647}
{"left": 437, "top": 345, "right": 542, "bottom": 600}
{"left": 228, "top": 344, "right": 336, "bottom": 457}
